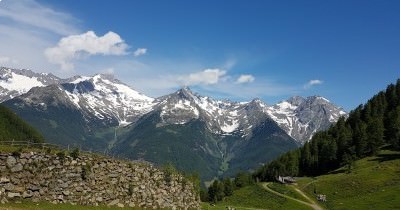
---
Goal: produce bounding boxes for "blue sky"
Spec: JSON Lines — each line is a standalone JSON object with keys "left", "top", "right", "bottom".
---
{"left": 0, "top": 0, "right": 399, "bottom": 111}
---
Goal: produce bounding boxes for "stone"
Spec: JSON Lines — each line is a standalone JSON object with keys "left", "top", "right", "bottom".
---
{"left": 4, "top": 183, "right": 15, "bottom": 191}
{"left": 60, "top": 182, "right": 68, "bottom": 188}
{"left": 95, "top": 197, "right": 103, "bottom": 202}
{"left": 7, "top": 192, "right": 21, "bottom": 198}
{"left": 28, "top": 185, "right": 40, "bottom": 191}
{"left": 22, "top": 191, "right": 33, "bottom": 198}
{"left": 6, "top": 156, "right": 16, "bottom": 167}
{"left": 117, "top": 203, "right": 124, "bottom": 208}
{"left": 14, "top": 186, "right": 25, "bottom": 193}
{"left": 129, "top": 202, "right": 136, "bottom": 207}
{"left": 1, "top": 197, "right": 8, "bottom": 204}
{"left": 62, "top": 190, "right": 70, "bottom": 196}
{"left": 108, "top": 199, "right": 120, "bottom": 206}
{"left": 0, "top": 177, "right": 10, "bottom": 183}
{"left": 10, "top": 163, "right": 23, "bottom": 172}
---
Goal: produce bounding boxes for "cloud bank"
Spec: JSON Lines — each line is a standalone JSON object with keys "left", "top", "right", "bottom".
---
{"left": 178, "top": 69, "right": 226, "bottom": 86}
{"left": 44, "top": 31, "right": 128, "bottom": 71}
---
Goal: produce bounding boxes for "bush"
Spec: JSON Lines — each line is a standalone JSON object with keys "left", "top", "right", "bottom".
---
{"left": 70, "top": 148, "right": 80, "bottom": 159}
{"left": 56, "top": 151, "right": 65, "bottom": 161}
{"left": 163, "top": 162, "right": 177, "bottom": 184}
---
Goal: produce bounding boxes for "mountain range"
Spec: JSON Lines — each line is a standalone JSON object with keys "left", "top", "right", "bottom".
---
{"left": 0, "top": 67, "right": 347, "bottom": 180}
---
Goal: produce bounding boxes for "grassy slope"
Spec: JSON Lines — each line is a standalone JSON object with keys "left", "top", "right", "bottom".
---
{"left": 297, "top": 150, "right": 400, "bottom": 210}
{"left": 202, "top": 183, "right": 312, "bottom": 210}
{"left": 267, "top": 182, "right": 309, "bottom": 203}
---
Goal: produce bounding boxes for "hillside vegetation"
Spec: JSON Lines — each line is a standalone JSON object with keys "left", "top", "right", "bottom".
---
{"left": 297, "top": 149, "right": 400, "bottom": 210}
{"left": 202, "top": 183, "right": 312, "bottom": 210}
{"left": 255, "top": 79, "right": 400, "bottom": 180}
{"left": 0, "top": 104, "right": 44, "bottom": 143}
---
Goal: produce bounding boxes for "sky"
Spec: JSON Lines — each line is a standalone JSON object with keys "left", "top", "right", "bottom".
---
{"left": 0, "top": 0, "right": 399, "bottom": 111}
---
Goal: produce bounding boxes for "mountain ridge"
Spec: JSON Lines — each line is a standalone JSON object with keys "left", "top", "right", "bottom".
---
{"left": 0, "top": 66, "right": 347, "bottom": 144}
{"left": 1, "top": 66, "right": 347, "bottom": 180}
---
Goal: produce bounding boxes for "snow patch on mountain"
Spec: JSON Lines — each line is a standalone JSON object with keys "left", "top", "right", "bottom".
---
{"left": 0, "top": 67, "right": 347, "bottom": 143}
{"left": 62, "top": 74, "right": 154, "bottom": 126}
{"left": 0, "top": 71, "right": 45, "bottom": 93}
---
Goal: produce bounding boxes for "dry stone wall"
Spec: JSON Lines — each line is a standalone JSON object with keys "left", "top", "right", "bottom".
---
{"left": 0, "top": 152, "right": 199, "bottom": 209}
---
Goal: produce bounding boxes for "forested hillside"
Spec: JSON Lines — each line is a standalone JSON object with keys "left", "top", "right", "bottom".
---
{"left": 0, "top": 104, "right": 44, "bottom": 143}
{"left": 255, "top": 79, "right": 400, "bottom": 180}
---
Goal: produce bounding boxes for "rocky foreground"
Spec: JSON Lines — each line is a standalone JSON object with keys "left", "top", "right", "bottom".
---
{"left": 0, "top": 151, "right": 199, "bottom": 209}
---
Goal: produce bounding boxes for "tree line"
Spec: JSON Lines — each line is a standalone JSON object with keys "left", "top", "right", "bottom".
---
{"left": 201, "top": 171, "right": 254, "bottom": 202}
{"left": 254, "top": 79, "right": 400, "bottom": 181}
{"left": 0, "top": 104, "right": 44, "bottom": 143}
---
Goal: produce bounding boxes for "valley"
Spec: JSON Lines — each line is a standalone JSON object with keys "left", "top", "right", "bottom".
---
{"left": 0, "top": 67, "right": 346, "bottom": 181}
{"left": 0, "top": 1, "right": 399, "bottom": 209}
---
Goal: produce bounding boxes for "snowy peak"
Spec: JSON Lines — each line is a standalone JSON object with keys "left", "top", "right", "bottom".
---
{"left": 266, "top": 95, "right": 347, "bottom": 143}
{"left": 156, "top": 87, "right": 201, "bottom": 125}
{"left": 155, "top": 89, "right": 347, "bottom": 143}
{"left": 61, "top": 74, "right": 154, "bottom": 126}
{"left": 0, "top": 67, "right": 347, "bottom": 143}
{"left": 0, "top": 67, "right": 61, "bottom": 102}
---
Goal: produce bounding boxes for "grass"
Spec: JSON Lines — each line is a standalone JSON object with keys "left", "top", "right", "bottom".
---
{"left": 267, "top": 182, "right": 309, "bottom": 203}
{"left": 202, "top": 183, "right": 312, "bottom": 210}
{"left": 297, "top": 150, "right": 400, "bottom": 210}
{"left": 0, "top": 201, "right": 145, "bottom": 210}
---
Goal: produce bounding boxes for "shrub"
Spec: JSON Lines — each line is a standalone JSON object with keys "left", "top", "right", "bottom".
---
{"left": 70, "top": 148, "right": 80, "bottom": 159}
{"left": 56, "top": 151, "right": 65, "bottom": 161}
{"left": 163, "top": 162, "right": 177, "bottom": 184}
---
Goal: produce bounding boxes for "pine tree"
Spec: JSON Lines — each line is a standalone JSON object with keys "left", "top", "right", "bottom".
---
{"left": 385, "top": 107, "right": 400, "bottom": 149}
{"left": 223, "top": 178, "right": 234, "bottom": 196}
{"left": 366, "top": 117, "right": 384, "bottom": 155}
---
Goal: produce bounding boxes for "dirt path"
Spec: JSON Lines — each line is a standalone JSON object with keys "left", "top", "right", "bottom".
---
{"left": 262, "top": 183, "right": 324, "bottom": 210}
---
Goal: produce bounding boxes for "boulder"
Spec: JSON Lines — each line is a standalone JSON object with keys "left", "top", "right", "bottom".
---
{"left": 10, "top": 163, "right": 23, "bottom": 172}
{"left": 6, "top": 156, "right": 16, "bottom": 168}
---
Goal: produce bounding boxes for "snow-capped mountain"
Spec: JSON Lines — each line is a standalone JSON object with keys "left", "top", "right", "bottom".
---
{"left": 1, "top": 67, "right": 346, "bottom": 179}
{"left": 0, "top": 67, "right": 346, "bottom": 143}
{"left": 0, "top": 67, "right": 154, "bottom": 126}
{"left": 62, "top": 74, "right": 154, "bottom": 126}
{"left": 152, "top": 87, "right": 347, "bottom": 143}
{"left": 266, "top": 96, "right": 347, "bottom": 142}
{"left": 0, "top": 67, "right": 60, "bottom": 102}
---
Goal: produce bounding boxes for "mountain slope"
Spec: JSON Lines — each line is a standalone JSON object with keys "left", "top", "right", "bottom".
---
{"left": 152, "top": 87, "right": 346, "bottom": 144}
{"left": 267, "top": 96, "right": 347, "bottom": 142}
{"left": 62, "top": 74, "right": 154, "bottom": 126}
{"left": 2, "top": 85, "right": 114, "bottom": 150}
{"left": 0, "top": 104, "right": 44, "bottom": 143}
{"left": 0, "top": 67, "right": 346, "bottom": 181}
{"left": 113, "top": 89, "right": 299, "bottom": 180}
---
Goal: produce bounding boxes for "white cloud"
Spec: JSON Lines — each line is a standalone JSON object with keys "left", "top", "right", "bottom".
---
{"left": 236, "top": 74, "right": 255, "bottom": 84}
{"left": 0, "top": 0, "right": 78, "bottom": 36}
{"left": 178, "top": 69, "right": 227, "bottom": 86}
{"left": 133, "top": 48, "right": 147, "bottom": 57}
{"left": 304, "top": 79, "right": 323, "bottom": 89}
{"left": 44, "top": 31, "right": 129, "bottom": 71}
{"left": 0, "top": 0, "right": 81, "bottom": 73}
